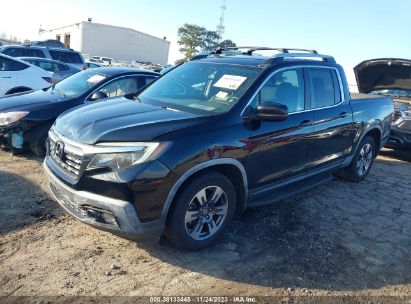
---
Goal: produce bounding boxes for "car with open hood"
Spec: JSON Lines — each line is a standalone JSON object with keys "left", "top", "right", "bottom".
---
{"left": 355, "top": 58, "right": 411, "bottom": 149}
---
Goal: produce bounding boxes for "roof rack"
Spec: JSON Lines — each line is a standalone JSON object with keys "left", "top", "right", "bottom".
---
{"left": 201, "top": 46, "right": 336, "bottom": 64}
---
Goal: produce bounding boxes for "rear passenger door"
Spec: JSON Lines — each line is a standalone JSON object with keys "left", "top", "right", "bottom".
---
{"left": 306, "top": 67, "right": 355, "bottom": 166}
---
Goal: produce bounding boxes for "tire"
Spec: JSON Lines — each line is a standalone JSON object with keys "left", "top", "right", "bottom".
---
{"left": 29, "top": 122, "right": 53, "bottom": 157}
{"left": 338, "top": 136, "right": 376, "bottom": 182}
{"left": 165, "top": 172, "right": 236, "bottom": 250}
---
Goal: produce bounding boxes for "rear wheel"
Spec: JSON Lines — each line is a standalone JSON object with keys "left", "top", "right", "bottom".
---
{"left": 165, "top": 172, "right": 236, "bottom": 250}
{"left": 338, "top": 136, "right": 376, "bottom": 182}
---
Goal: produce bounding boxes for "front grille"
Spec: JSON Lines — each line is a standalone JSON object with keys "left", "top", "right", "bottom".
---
{"left": 49, "top": 134, "right": 84, "bottom": 179}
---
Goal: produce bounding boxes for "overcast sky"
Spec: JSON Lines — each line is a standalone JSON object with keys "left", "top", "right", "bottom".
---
{"left": 1, "top": 0, "right": 409, "bottom": 87}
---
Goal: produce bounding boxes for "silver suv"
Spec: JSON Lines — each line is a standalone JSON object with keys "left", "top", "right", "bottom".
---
{"left": 0, "top": 45, "right": 86, "bottom": 70}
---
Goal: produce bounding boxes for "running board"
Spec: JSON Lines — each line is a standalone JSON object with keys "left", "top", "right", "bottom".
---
{"left": 247, "top": 172, "right": 333, "bottom": 207}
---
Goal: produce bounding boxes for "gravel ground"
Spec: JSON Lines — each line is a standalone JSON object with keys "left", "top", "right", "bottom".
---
{"left": 0, "top": 149, "right": 410, "bottom": 303}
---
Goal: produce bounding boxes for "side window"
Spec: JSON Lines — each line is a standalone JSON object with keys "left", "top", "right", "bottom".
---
{"left": 50, "top": 51, "right": 82, "bottom": 63}
{"left": 308, "top": 68, "right": 337, "bottom": 108}
{"left": 38, "top": 60, "right": 57, "bottom": 72}
{"left": 138, "top": 76, "right": 157, "bottom": 89}
{"left": 57, "top": 63, "right": 69, "bottom": 71}
{"left": 0, "top": 57, "right": 28, "bottom": 71}
{"left": 98, "top": 77, "right": 139, "bottom": 98}
{"left": 3, "top": 48, "right": 22, "bottom": 57}
{"left": 251, "top": 68, "right": 305, "bottom": 113}
{"left": 24, "top": 49, "right": 46, "bottom": 58}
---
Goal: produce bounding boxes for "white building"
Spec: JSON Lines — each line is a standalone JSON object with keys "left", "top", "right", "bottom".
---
{"left": 39, "top": 21, "right": 170, "bottom": 65}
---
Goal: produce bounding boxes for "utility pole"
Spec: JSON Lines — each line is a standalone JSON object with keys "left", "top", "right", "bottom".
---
{"left": 216, "top": 0, "right": 226, "bottom": 42}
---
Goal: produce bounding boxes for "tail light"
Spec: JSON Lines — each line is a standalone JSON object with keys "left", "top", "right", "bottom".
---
{"left": 83, "top": 65, "right": 88, "bottom": 70}
{"left": 42, "top": 77, "right": 52, "bottom": 83}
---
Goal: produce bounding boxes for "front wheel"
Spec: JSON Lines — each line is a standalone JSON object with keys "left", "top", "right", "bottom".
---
{"left": 165, "top": 172, "right": 236, "bottom": 250}
{"left": 338, "top": 136, "right": 376, "bottom": 182}
{"left": 29, "top": 122, "right": 53, "bottom": 157}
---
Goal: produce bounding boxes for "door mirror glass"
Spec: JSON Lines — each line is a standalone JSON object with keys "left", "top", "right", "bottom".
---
{"left": 89, "top": 90, "right": 108, "bottom": 101}
{"left": 256, "top": 102, "right": 288, "bottom": 121}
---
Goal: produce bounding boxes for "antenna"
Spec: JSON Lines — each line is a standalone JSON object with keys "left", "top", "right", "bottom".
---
{"left": 216, "top": 0, "right": 226, "bottom": 42}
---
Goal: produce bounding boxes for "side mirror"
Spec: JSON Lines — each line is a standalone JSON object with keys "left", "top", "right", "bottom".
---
{"left": 89, "top": 90, "right": 108, "bottom": 101}
{"left": 255, "top": 102, "right": 288, "bottom": 121}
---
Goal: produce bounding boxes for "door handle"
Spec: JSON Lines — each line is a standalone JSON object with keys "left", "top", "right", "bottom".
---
{"left": 1, "top": 76, "right": 11, "bottom": 79}
{"left": 300, "top": 120, "right": 313, "bottom": 127}
{"left": 339, "top": 112, "right": 349, "bottom": 118}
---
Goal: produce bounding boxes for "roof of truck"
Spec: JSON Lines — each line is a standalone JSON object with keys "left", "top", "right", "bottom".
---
{"left": 190, "top": 47, "right": 336, "bottom": 67}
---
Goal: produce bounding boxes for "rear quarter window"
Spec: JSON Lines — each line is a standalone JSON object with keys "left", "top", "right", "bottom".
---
{"left": 49, "top": 50, "right": 83, "bottom": 64}
{"left": 308, "top": 68, "right": 338, "bottom": 108}
{"left": 0, "top": 57, "right": 28, "bottom": 71}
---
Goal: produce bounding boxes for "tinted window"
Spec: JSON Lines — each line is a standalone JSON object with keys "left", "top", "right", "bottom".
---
{"left": 0, "top": 57, "right": 28, "bottom": 71}
{"left": 24, "top": 49, "right": 46, "bottom": 58}
{"left": 252, "top": 68, "right": 305, "bottom": 113}
{"left": 309, "top": 68, "right": 336, "bottom": 108}
{"left": 3, "top": 47, "right": 45, "bottom": 58}
{"left": 49, "top": 50, "right": 83, "bottom": 64}
{"left": 57, "top": 63, "right": 69, "bottom": 71}
{"left": 3, "top": 47, "right": 22, "bottom": 57}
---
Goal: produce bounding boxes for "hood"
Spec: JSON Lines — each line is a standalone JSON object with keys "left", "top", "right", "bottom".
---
{"left": 54, "top": 98, "right": 210, "bottom": 144}
{"left": 354, "top": 58, "right": 411, "bottom": 94}
{"left": 0, "top": 89, "right": 64, "bottom": 112}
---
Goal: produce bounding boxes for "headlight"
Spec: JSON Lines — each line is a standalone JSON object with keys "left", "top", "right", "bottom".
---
{"left": 87, "top": 142, "right": 164, "bottom": 171}
{"left": 0, "top": 111, "right": 29, "bottom": 126}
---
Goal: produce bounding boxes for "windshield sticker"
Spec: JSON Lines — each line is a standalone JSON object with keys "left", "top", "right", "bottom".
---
{"left": 216, "top": 91, "right": 228, "bottom": 99}
{"left": 213, "top": 75, "right": 247, "bottom": 90}
{"left": 188, "top": 104, "right": 216, "bottom": 111}
{"left": 87, "top": 75, "right": 106, "bottom": 84}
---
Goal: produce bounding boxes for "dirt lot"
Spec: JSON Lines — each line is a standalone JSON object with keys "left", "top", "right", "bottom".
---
{"left": 0, "top": 149, "right": 410, "bottom": 302}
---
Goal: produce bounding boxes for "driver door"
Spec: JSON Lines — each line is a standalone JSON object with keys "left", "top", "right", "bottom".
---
{"left": 242, "top": 67, "right": 317, "bottom": 189}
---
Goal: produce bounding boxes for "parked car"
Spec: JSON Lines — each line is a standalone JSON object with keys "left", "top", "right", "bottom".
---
{"left": 86, "top": 61, "right": 103, "bottom": 69}
{"left": 0, "top": 67, "right": 158, "bottom": 156}
{"left": 91, "top": 56, "right": 113, "bottom": 66}
{"left": 0, "top": 53, "right": 52, "bottom": 96}
{"left": 21, "top": 57, "right": 80, "bottom": 83}
{"left": 30, "top": 40, "right": 66, "bottom": 48}
{"left": 0, "top": 45, "right": 87, "bottom": 70}
{"left": 44, "top": 47, "right": 393, "bottom": 250}
{"left": 355, "top": 58, "right": 411, "bottom": 150}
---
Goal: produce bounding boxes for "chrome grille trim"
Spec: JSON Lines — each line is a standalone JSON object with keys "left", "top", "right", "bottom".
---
{"left": 48, "top": 130, "right": 84, "bottom": 179}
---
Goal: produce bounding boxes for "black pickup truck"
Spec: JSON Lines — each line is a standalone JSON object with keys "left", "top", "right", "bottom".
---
{"left": 43, "top": 48, "right": 393, "bottom": 250}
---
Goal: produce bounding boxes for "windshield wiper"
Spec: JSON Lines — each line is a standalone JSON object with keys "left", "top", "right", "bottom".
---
{"left": 53, "top": 88, "right": 66, "bottom": 97}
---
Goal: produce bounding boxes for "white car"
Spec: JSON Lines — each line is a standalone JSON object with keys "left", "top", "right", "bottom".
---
{"left": 0, "top": 54, "right": 52, "bottom": 96}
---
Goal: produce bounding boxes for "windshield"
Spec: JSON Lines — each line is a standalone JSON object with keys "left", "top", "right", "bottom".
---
{"left": 138, "top": 62, "right": 260, "bottom": 114}
{"left": 49, "top": 69, "right": 108, "bottom": 98}
{"left": 371, "top": 89, "right": 411, "bottom": 99}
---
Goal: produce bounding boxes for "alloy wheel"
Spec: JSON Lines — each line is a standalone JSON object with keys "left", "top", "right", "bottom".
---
{"left": 356, "top": 143, "right": 373, "bottom": 176}
{"left": 184, "top": 186, "right": 228, "bottom": 241}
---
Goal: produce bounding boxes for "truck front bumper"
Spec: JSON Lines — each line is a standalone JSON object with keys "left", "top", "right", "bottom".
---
{"left": 43, "top": 161, "right": 164, "bottom": 240}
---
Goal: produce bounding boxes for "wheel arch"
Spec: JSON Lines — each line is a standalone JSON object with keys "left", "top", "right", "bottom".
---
{"left": 161, "top": 159, "right": 248, "bottom": 223}
{"left": 5, "top": 86, "right": 32, "bottom": 95}
{"left": 356, "top": 126, "right": 382, "bottom": 156}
